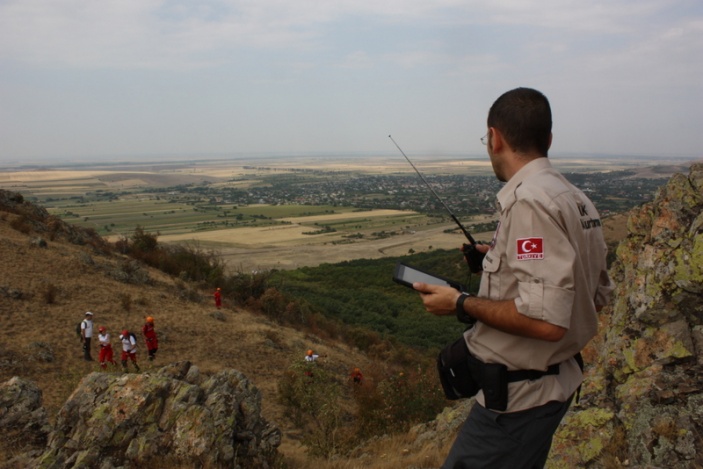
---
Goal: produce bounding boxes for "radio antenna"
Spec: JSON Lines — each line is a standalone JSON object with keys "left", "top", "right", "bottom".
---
{"left": 388, "top": 135, "right": 476, "bottom": 245}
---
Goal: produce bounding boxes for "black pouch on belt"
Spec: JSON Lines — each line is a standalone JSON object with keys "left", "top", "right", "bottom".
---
{"left": 481, "top": 363, "right": 509, "bottom": 411}
{"left": 436, "top": 337, "right": 480, "bottom": 400}
{"left": 467, "top": 353, "right": 509, "bottom": 411}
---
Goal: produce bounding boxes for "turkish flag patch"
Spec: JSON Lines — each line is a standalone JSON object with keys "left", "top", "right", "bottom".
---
{"left": 516, "top": 237, "right": 544, "bottom": 260}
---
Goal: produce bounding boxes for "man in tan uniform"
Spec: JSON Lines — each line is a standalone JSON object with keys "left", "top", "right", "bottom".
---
{"left": 414, "top": 87, "right": 613, "bottom": 468}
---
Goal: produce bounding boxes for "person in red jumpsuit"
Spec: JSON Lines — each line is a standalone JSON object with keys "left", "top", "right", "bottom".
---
{"left": 214, "top": 287, "right": 222, "bottom": 309}
{"left": 142, "top": 316, "right": 158, "bottom": 361}
{"left": 97, "top": 326, "right": 117, "bottom": 370}
{"left": 350, "top": 367, "right": 364, "bottom": 385}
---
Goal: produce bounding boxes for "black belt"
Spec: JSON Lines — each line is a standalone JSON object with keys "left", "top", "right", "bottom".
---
{"left": 506, "top": 363, "right": 560, "bottom": 382}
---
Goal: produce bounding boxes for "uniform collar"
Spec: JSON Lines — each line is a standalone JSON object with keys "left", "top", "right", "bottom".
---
{"left": 496, "top": 157, "right": 552, "bottom": 213}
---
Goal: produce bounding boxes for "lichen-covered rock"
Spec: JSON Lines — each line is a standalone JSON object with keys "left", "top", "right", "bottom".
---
{"left": 0, "top": 376, "right": 50, "bottom": 450}
{"left": 551, "top": 163, "right": 703, "bottom": 468}
{"left": 34, "top": 361, "right": 280, "bottom": 469}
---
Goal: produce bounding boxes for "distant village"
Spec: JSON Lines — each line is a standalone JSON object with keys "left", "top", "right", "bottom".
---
{"left": 146, "top": 170, "right": 666, "bottom": 218}
{"left": 48, "top": 170, "right": 668, "bottom": 224}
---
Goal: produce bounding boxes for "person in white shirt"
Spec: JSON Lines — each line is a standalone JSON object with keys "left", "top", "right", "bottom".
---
{"left": 304, "top": 349, "right": 319, "bottom": 362}
{"left": 97, "top": 326, "right": 117, "bottom": 370}
{"left": 119, "top": 330, "right": 140, "bottom": 372}
{"left": 80, "top": 312, "right": 94, "bottom": 361}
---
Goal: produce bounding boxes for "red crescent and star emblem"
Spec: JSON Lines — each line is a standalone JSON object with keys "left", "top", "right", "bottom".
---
{"left": 516, "top": 237, "right": 544, "bottom": 260}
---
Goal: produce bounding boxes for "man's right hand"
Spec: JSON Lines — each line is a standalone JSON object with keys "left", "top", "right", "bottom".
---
{"left": 462, "top": 243, "right": 488, "bottom": 273}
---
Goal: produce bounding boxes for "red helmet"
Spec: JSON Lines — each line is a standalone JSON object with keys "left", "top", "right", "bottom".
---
{"left": 121, "top": 330, "right": 129, "bottom": 337}
{"left": 98, "top": 326, "right": 106, "bottom": 333}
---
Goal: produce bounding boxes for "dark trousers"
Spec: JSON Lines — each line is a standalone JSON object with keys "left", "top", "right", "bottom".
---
{"left": 82, "top": 338, "right": 92, "bottom": 360}
{"left": 442, "top": 395, "right": 573, "bottom": 469}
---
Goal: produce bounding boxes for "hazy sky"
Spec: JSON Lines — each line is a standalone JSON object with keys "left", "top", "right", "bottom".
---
{"left": 1, "top": 0, "right": 701, "bottom": 164}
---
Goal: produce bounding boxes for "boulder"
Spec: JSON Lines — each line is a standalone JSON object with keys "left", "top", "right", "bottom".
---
{"left": 0, "top": 376, "right": 51, "bottom": 450}
{"left": 33, "top": 362, "right": 280, "bottom": 469}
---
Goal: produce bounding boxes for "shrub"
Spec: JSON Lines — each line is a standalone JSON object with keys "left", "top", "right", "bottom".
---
{"left": 343, "top": 327, "right": 383, "bottom": 353}
{"left": 9, "top": 215, "right": 31, "bottom": 234}
{"left": 130, "top": 225, "right": 158, "bottom": 255}
{"left": 210, "top": 311, "right": 226, "bottom": 322}
{"left": 277, "top": 359, "right": 350, "bottom": 458}
{"left": 173, "top": 281, "right": 202, "bottom": 303}
{"left": 260, "top": 288, "right": 288, "bottom": 321}
{"left": 119, "top": 293, "right": 132, "bottom": 311}
{"left": 280, "top": 300, "right": 310, "bottom": 325}
{"left": 43, "top": 283, "right": 58, "bottom": 304}
{"left": 28, "top": 342, "right": 55, "bottom": 363}
{"left": 352, "top": 365, "right": 446, "bottom": 438}
{"left": 226, "top": 270, "right": 271, "bottom": 304}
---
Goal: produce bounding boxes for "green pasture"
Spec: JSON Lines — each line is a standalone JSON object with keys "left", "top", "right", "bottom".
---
{"left": 44, "top": 195, "right": 426, "bottom": 238}
{"left": 309, "top": 212, "right": 425, "bottom": 230}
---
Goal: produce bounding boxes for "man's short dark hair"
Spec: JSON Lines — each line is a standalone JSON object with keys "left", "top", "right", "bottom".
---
{"left": 487, "top": 87, "right": 552, "bottom": 156}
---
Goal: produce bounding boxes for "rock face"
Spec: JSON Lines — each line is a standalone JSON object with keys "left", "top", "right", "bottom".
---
{"left": 550, "top": 163, "right": 703, "bottom": 468}
{"left": 17, "top": 362, "right": 281, "bottom": 469}
{"left": 0, "top": 376, "right": 51, "bottom": 452}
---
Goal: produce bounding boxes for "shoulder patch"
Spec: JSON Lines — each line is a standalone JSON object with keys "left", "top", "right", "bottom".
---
{"left": 516, "top": 237, "right": 544, "bottom": 260}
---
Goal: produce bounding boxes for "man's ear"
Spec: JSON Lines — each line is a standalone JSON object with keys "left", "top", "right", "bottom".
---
{"left": 489, "top": 127, "right": 504, "bottom": 153}
{"left": 547, "top": 132, "right": 553, "bottom": 150}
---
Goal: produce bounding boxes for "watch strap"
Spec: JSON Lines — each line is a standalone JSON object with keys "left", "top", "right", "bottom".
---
{"left": 455, "top": 293, "right": 475, "bottom": 325}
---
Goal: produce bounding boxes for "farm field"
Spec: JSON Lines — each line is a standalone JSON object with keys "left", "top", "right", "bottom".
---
{"left": 0, "top": 154, "right": 681, "bottom": 272}
{"left": 0, "top": 157, "right": 500, "bottom": 271}
{"left": 47, "top": 193, "right": 488, "bottom": 271}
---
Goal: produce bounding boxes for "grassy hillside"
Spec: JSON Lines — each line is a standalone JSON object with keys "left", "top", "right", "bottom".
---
{"left": 0, "top": 191, "right": 453, "bottom": 468}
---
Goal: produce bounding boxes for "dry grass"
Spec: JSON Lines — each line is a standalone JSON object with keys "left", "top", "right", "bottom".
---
{"left": 0, "top": 212, "right": 455, "bottom": 467}
{"left": 282, "top": 432, "right": 453, "bottom": 469}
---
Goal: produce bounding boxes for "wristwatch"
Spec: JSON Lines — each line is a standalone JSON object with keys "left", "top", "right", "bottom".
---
{"left": 455, "top": 293, "right": 476, "bottom": 325}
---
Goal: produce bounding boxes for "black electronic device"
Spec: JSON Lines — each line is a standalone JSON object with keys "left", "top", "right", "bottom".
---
{"left": 393, "top": 262, "right": 464, "bottom": 291}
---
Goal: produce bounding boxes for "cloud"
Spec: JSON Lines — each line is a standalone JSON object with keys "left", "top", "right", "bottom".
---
{"left": 0, "top": 0, "right": 701, "bottom": 160}
{"left": 0, "top": 0, "right": 697, "bottom": 71}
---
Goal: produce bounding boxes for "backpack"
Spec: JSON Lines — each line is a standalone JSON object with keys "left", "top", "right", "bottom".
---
{"left": 76, "top": 320, "right": 85, "bottom": 340}
{"left": 123, "top": 331, "right": 137, "bottom": 343}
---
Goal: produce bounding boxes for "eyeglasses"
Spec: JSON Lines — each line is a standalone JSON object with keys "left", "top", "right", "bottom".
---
{"left": 480, "top": 132, "right": 489, "bottom": 145}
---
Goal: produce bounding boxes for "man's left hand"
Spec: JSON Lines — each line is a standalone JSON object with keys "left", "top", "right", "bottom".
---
{"left": 412, "top": 282, "right": 460, "bottom": 316}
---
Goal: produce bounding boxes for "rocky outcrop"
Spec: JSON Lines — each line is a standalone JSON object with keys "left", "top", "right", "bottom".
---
{"left": 0, "top": 189, "right": 109, "bottom": 250}
{"left": 551, "top": 163, "right": 703, "bottom": 468}
{"left": 0, "top": 362, "right": 281, "bottom": 469}
{"left": 0, "top": 376, "right": 51, "bottom": 454}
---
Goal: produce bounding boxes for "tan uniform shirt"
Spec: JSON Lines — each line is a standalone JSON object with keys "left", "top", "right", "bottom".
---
{"left": 466, "top": 157, "right": 614, "bottom": 412}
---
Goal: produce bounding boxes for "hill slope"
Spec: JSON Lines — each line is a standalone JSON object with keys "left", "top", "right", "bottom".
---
{"left": 0, "top": 191, "right": 387, "bottom": 465}
{"left": 4, "top": 159, "right": 701, "bottom": 469}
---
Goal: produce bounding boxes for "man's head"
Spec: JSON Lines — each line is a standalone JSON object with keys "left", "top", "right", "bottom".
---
{"left": 85, "top": 311, "right": 94, "bottom": 318}
{"left": 487, "top": 87, "right": 552, "bottom": 157}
